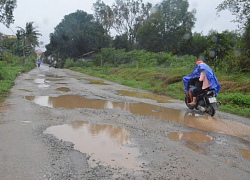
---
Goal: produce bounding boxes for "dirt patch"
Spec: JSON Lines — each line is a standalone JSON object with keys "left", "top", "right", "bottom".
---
{"left": 219, "top": 80, "right": 250, "bottom": 93}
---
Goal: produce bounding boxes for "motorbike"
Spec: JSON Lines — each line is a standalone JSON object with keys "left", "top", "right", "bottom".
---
{"left": 185, "top": 89, "right": 221, "bottom": 116}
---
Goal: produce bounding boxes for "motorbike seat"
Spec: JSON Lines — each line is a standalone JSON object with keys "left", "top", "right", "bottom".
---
{"left": 206, "top": 89, "right": 215, "bottom": 96}
{"left": 198, "top": 89, "right": 215, "bottom": 97}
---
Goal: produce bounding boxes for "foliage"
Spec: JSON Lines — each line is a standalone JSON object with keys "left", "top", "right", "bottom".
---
{"left": 111, "top": 0, "right": 151, "bottom": 46}
{"left": 168, "top": 55, "right": 197, "bottom": 69}
{"left": 137, "top": 0, "right": 196, "bottom": 53}
{"left": 0, "top": 53, "right": 36, "bottom": 102}
{"left": 0, "top": 0, "right": 17, "bottom": 27}
{"left": 93, "top": 0, "right": 152, "bottom": 44}
{"left": 0, "top": 38, "right": 16, "bottom": 51}
{"left": 2, "top": 52, "right": 21, "bottom": 65}
{"left": 16, "top": 22, "right": 42, "bottom": 57}
{"left": 203, "top": 30, "right": 234, "bottom": 71}
{"left": 218, "top": 92, "right": 250, "bottom": 107}
{"left": 45, "top": 10, "right": 111, "bottom": 61}
{"left": 180, "top": 32, "right": 207, "bottom": 56}
{"left": 64, "top": 58, "right": 75, "bottom": 68}
{"left": 217, "top": 0, "right": 250, "bottom": 26}
{"left": 113, "top": 34, "right": 129, "bottom": 51}
{"left": 93, "top": 0, "right": 114, "bottom": 35}
{"left": 92, "top": 48, "right": 198, "bottom": 69}
{"left": 136, "top": 11, "right": 165, "bottom": 52}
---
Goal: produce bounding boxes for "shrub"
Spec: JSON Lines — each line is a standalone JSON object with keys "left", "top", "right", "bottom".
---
{"left": 64, "top": 58, "right": 75, "bottom": 68}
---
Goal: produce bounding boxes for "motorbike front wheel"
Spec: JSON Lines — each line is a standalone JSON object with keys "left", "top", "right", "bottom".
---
{"left": 206, "top": 104, "right": 215, "bottom": 116}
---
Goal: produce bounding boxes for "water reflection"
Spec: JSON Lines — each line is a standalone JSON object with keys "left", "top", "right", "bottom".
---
{"left": 167, "top": 132, "right": 213, "bottom": 143}
{"left": 116, "top": 90, "right": 171, "bottom": 103}
{"left": 44, "top": 121, "right": 144, "bottom": 169}
{"left": 25, "top": 95, "right": 250, "bottom": 138}
{"left": 45, "top": 74, "right": 63, "bottom": 78}
{"left": 38, "top": 84, "right": 50, "bottom": 88}
{"left": 185, "top": 142, "right": 206, "bottom": 154}
{"left": 34, "top": 79, "right": 45, "bottom": 84}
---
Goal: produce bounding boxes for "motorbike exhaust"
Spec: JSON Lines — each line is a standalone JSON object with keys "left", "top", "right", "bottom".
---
{"left": 197, "top": 105, "right": 206, "bottom": 112}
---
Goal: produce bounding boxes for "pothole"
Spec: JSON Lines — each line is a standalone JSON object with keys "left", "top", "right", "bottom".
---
{"left": 44, "top": 121, "right": 146, "bottom": 169}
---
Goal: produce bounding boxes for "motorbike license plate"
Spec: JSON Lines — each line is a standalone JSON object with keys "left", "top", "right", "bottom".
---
{"left": 209, "top": 97, "right": 217, "bottom": 103}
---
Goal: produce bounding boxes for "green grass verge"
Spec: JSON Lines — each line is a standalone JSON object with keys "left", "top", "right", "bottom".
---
{"left": 0, "top": 57, "right": 36, "bottom": 103}
{"left": 70, "top": 66, "right": 250, "bottom": 118}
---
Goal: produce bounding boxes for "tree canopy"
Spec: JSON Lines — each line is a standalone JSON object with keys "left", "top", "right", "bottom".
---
{"left": 0, "top": 0, "right": 17, "bottom": 27}
{"left": 16, "top": 22, "right": 42, "bottom": 56}
{"left": 93, "top": 0, "right": 152, "bottom": 48}
{"left": 137, "top": 0, "right": 196, "bottom": 53}
{"left": 45, "top": 10, "right": 110, "bottom": 59}
{"left": 217, "top": 0, "right": 250, "bottom": 26}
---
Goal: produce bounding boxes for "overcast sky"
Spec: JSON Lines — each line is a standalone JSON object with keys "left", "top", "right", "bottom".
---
{"left": 0, "top": 0, "right": 237, "bottom": 50}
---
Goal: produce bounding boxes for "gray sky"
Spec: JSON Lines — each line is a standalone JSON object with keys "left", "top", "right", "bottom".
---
{"left": 0, "top": 0, "right": 237, "bottom": 50}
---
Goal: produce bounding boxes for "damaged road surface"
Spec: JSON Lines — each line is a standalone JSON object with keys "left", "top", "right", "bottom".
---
{"left": 0, "top": 64, "right": 250, "bottom": 179}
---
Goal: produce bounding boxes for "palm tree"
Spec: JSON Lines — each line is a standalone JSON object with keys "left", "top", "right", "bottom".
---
{"left": 16, "top": 22, "right": 42, "bottom": 56}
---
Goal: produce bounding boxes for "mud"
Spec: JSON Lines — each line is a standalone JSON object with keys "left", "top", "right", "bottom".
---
{"left": 0, "top": 64, "right": 250, "bottom": 179}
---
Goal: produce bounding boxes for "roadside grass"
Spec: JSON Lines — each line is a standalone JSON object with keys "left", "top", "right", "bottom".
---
{"left": 0, "top": 55, "right": 36, "bottom": 102}
{"left": 70, "top": 66, "right": 250, "bottom": 118}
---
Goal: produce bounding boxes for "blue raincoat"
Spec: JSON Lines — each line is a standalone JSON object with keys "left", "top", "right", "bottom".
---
{"left": 183, "top": 63, "right": 221, "bottom": 96}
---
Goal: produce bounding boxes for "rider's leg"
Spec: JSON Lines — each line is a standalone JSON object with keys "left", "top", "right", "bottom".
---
{"left": 188, "top": 89, "right": 193, "bottom": 103}
{"left": 189, "top": 97, "right": 196, "bottom": 106}
{"left": 189, "top": 87, "right": 199, "bottom": 106}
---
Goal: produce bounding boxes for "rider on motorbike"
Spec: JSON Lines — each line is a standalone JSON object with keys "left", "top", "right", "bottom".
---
{"left": 183, "top": 60, "right": 221, "bottom": 107}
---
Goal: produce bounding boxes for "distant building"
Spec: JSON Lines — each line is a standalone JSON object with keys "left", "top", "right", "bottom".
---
{"left": 0, "top": 33, "right": 16, "bottom": 39}
{"left": 36, "top": 49, "right": 43, "bottom": 55}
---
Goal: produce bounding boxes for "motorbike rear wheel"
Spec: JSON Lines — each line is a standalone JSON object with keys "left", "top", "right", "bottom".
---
{"left": 206, "top": 104, "right": 215, "bottom": 116}
{"left": 185, "top": 96, "right": 194, "bottom": 109}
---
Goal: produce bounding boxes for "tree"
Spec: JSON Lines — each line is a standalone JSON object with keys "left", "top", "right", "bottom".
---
{"left": 137, "top": 11, "right": 166, "bottom": 52}
{"left": 0, "top": 37, "right": 15, "bottom": 51}
{"left": 93, "top": 0, "right": 114, "bottom": 35}
{"left": 237, "top": 19, "right": 250, "bottom": 71}
{"left": 217, "top": 0, "right": 250, "bottom": 26}
{"left": 0, "top": 0, "right": 17, "bottom": 27}
{"left": 204, "top": 30, "right": 234, "bottom": 71}
{"left": 179, "top": 32, "right": 207, "bottom": 57}
{"left": 137, "top": 0, "right": 196, "bottom": 53}
{"left": 111, "top": 0, "right": 151, "bottom": 46}
{"left": 93, "top": 0, "right": 152, "bottom": 49}
{"left": 217, "top": 1, "right": 250, "bottom": 72}
{"left": 113, "top": 34, "right": 129, "bottom": 50}
{"left": 46, "top": 10, "right": 110, "bottom": 60}
{"left": 16, "top": 22, "right": 42, "bottom": 56}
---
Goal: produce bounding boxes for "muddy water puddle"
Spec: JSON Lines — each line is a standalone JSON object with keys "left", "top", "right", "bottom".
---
{"left": 168, "top": 132, "right": 213, "bottom": 154}
{"left": 45, "top": 74, "right": 64, "bottom": 78}
{"left": 18, "top": 89, "right": 33, "bottom": 92}
{"left": 34, "top": 79, "right": 50, "bottom": 88}
{"left": 0, "top": 103, "right": 11, "bottom": 113}
{"left": 25, "top": 95, "right": 250, "bottom": 138}
{"left": 239, "top": 149, "right": 250, "bottom": 161}
{"left": 72, "top": 76, "right": 108, "bottom": 85}
{"left": 185, "top": 142, "right": 206, "bottom": 154}
{"left": 167, "top": 132, "right": 213, "bottom": 143}
{"left": 44, "top": 121, "right": 145, "bottom": 169}
{"left": 56, "top": 87, "right": 71, "bottom": 92}
{"left": 87, "top": 79, "right": 109, "bottom": 85}
{"left": 116, "top": 90, "right": 171, "bottom": 103}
